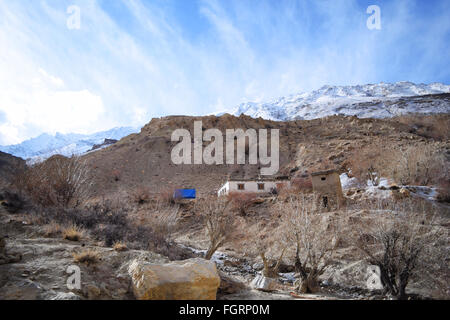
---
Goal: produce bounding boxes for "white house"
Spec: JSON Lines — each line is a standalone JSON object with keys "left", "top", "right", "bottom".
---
{"left": 217, "top": 178, "right": 290, "bottom": 196}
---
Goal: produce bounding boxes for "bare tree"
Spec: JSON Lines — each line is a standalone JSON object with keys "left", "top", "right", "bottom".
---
{"left": 196, "top": 197, "right": 236, "bottom": 260}
{"left": 353, "top": 199, "right": 448, "bottom": 299}
{"left": 12, "top": 155, "right": 90, "bottom": 208}
{"left": 388, "top": 145, "right": 448, "bottom": 186}
{"left": 348, "top": 145, "right": 387, "bottom": 186}
{"left": 250, "top": 229, "right": 288, "bottom": 278}
{"left": 280, "top": 195, "right": 343, "bottom": 293}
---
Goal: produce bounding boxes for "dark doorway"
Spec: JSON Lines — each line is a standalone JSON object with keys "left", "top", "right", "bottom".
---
{"left": 322, "top": 196, "right": 328, "bottom": 208}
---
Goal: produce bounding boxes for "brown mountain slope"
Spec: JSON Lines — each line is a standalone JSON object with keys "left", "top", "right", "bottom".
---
{"left": 0, "top": 151, "right": 25, "bottom": 189}
{"left": 82, "top": 113, "right": 449, "bottom": 199}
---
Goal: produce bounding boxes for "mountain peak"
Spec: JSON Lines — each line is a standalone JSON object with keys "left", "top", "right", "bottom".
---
{"left": 217, "top": 81, "right": 450, "bottom": 121}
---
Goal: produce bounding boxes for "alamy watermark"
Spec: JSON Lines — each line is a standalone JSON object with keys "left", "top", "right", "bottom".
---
{"left": 366, "top": 5, "right": 381, "bottom": 30}
{"left": 67, "top": 5, "right": 81, "bottom": 30}
{"left": 66, "top": 265, "right": 81, "bottom": 290}
{"left": 170, "top": 121, "right": 279, "bottom": 175}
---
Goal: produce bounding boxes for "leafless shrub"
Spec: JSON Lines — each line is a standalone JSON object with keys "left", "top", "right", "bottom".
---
{"left": 130, "top": 185, "right": 151, "bottom": 205}
{"left": 348, "top": 146, "right": 387, "bottom": 186}
{"left": 351, "top": 199, "right": 449, "bottom": 299}
{"left": 280, "top": 194, "right": 344, "bottom": 293}
{"left": 436, "top": 181, "right": 450, "bottom": 203}
{"left": 291, "top": 177, "right": 313, "bottom": 193}
{"left": 388, "top": 145, "right": 448, "bottom": 186}
{"left": 249, "top": 228, "right": 288, "bottom": 278}
{"left": 227, "top": 192, "right": 258, "bottom": 215}
{"left": 144, "top": 206, "right": 179, "bottom": 252}
{"left": 12, "top": 155, "right": 90, "bottom": 208}
{"left": 156, "top": 187, "right": 176, "bottom": 206}
{"left": 196, "top": 197, "right": 237, "bottom": 260}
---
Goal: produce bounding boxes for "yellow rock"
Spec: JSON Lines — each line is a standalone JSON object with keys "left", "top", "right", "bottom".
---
{"left": 128, "top": 258, "right": 220, "bottom": 300}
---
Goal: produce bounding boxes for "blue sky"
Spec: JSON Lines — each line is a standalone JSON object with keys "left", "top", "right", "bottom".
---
{"left": 0, "top": 0, "right": 449, "bottom": 145}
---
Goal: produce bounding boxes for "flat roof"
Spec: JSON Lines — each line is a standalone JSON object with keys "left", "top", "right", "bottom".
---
{"left": 227, "top": 177, "right": 290, "bottom": 182}
{"left": 310, "top": 169, "right": 338, "bottom": 176}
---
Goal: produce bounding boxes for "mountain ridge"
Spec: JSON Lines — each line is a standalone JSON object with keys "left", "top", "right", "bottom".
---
{"left": 0, "top": 127, "right": 138, "bottom": 161}
{"left": 216, "top": 81, "right": 450, "bottom": 121}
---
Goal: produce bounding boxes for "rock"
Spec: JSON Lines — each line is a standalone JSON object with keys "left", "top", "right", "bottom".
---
{"left": 51, "top": 291, "right": 82, "bottom": 300}
{"left": 366, "top": 265, "right": 383, "bottom": 290}
{"left": 85, "top": 285, "right": 102, "bottom": 299}
{"left": 128, "top": 258, "right": 220, "bottom": 300}
{"left": 250, "top": 274, "right": 278, "bottom": 292}
{"left": 217, "top": 271, "right": 247, "bottom": 295}
{"left": 252, "top": 262, "right": 263, "bottom": 271}
{"left": 392, "top": 188, "right": 410, "bottom": 200}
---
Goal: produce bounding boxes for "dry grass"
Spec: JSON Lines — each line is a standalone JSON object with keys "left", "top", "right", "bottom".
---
{"left": 73, "top": 249, "right": 100, "bottom": 265}
{"left": 62, "top": 225, "right": 85, "bottom": 241}
{"left": 43, "top": 222, "right": 63, "bottom": 238}
{"left": 112, "top": 241, "right": 128, "bottom": 252}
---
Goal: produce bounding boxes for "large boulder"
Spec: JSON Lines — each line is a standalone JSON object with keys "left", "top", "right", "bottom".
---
{"left": 128, "top": 258, "right": 220, "bottom": 300}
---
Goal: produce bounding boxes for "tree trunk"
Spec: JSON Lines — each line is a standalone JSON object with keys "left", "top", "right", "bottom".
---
{"left": 296, "top": 275, "right": 319, "bottom": 294}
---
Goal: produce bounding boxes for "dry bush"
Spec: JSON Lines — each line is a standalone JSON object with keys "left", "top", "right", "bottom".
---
{"left": 227, "top": 192, "right": 258, "bottom": 215}
{"left": 73, "top": 249, "right": 100, "bottom": 265}
{"left": 436, "top": 181, "right": 450, "bottom": 203}
{"left": 291, "top": 177, "right": 313, "bottom": 193}
{"left": 351, "top": 199, "right": 449, "bottom": 299}
{"left": 11, "top": 155, "right": 90, "bottom": 208}
{"left": 348, "top": 145, "right": 387, "bottom": 186}
{"left": 113, "top": 241, "right": 128, "bottom": 252}
{"left": 130, "top": 185, "right": 151, "bottom": 205}
{"left": 196, "top": 197, "right": 237, "bottom": 260}
{"left": 43, "top": 222, "right": 63, "bottom": 238}
{"left": 248, "top": 225, "right": 288, "bottom": 278}
{"left": 62, "top": 224, "right": 85, "bottom": 241}
{"left": 0, "top": 189, "right": 28, "bottom": 213}
{"left": 144, "top": 206, "right": 179, "bottom": 252}
{"left": 387, "top": 145, "right": 448, "bottom": 186}
{"left": 279, "top": 194, "right": 345, "bottom": 293}
{"left": 156, "top": 187, "right": 176, "bottom": 206}
{"left": 112, "top": 169, "right": 121, "bottom": 181}
{"left": 394, "top": 114, "right": 450, "bottom": 141}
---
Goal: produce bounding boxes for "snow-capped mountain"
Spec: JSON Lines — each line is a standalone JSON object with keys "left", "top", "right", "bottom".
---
{"left": 217, "top": 81, "right": 450, "bottom": 121}
{"left": 0, "top": 127, "right": 138, "bottom": 161}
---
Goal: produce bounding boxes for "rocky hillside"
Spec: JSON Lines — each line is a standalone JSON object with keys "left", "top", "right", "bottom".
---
{"left": 81, "top": 113, "right": 449, "bottom": 199}
{"left": 0, "top": 151, "right": 25, "bottom": 189}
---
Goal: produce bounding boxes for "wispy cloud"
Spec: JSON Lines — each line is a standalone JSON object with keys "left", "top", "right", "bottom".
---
{"left": 0, "top": 0, "right": 448, "bottom": 145}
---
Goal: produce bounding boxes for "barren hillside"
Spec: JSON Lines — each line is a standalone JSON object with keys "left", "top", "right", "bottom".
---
{"left": 83, "top": 113, "right": 449, "bottom": 199}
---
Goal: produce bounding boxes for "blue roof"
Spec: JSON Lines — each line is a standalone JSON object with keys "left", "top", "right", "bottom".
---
{"left": 174, "top": 189, "right": 196, "bottom": 199}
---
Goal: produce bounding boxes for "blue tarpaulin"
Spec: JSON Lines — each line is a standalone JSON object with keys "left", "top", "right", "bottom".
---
{"left": 173, "top": 189, "right": 196, "bottom": 199}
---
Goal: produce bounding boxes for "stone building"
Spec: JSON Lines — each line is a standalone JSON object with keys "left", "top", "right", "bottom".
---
{"left": 217, "top": 178, "right": 290, "bottom": 196}
{"left": 311, "top": 169, "right": 344, "bottom": 210}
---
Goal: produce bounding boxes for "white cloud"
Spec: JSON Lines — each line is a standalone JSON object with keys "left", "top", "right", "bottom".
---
{"left": 0, "top": 66, "right": 107, "bottom": 145}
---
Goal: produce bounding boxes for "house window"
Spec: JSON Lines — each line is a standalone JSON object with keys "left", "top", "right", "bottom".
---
{"left": 257, "top": 183, "right": 265, "bottom": 190}
{"left": 237, "top": 183, "right": 245, "bottom": 190}
{"left": 321, "top": 177, "right": 326, "bottom": 181}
